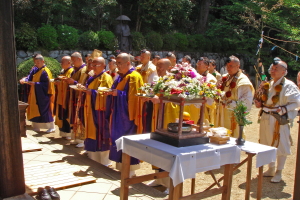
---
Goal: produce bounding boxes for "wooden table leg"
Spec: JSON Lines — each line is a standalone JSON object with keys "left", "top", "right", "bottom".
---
{"left": 257, "top": 166, "right": 263, "bottom": 200}
{"left": 191, "top": 178, "right": 195, "bottom": 194}
{"left": 245, "top": 153, "right": 255, "bottom": 200}
{"left": 222, "top": 164, "right": 234, "bottom": 200}
{"left": 169, "top": 178, "right": 181, "bottom": 200}
{"left": 120, "top": 153, "right": 130, "bottom": 200}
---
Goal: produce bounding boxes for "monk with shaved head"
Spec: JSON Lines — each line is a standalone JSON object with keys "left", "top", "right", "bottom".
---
{"left": 81, "top": 57, "right": 113, "bottom": 165}
{"left": 106, "top": 53, "right": 144, "bottom": 177}
{"left": 54, "top": 56, "right": 75, "bottom": 138}
{"left": 156, "top": 58, "right": 171, "bottom": 77}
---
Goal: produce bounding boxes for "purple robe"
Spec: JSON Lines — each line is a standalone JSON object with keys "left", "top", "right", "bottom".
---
{"left": 26, "top": 66, "right": 53, "bottom": 123}
{"left": 84, "top": 72, "right": 110, "bottom": 152}
{"left": 106, "top": 68, "right": 139, "bottom": 164}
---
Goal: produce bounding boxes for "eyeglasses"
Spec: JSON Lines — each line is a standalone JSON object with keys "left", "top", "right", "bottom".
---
{"left": 92, "top": 64, "right": 101, "bottom": 67}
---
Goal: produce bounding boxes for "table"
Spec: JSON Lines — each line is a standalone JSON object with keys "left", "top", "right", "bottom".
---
{"left": 202, "top": 138, "right": 277, "bottom": 200}
{"left": 116, "top": 134, "right": 241, "bottom": 200}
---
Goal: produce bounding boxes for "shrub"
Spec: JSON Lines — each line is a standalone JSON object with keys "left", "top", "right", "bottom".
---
{"left": 131, "top": 31, "right": 146, "bottom": 51}
{"left": 145, "top": 31, "right": 163, "bottom": 50}
{"left": 37, "top": 24, "right": 58, "bottom": 50}
{"left": 173, "top": 33, "right": 188, "bottom": 51}
{"left": 211, "top": 38, "right": 222, "bottom": 52}
{"left": 203, "top": 38, "right": 212, "bottom": 52}
{"left": 191, "top": 34, "right": 205, "bottom": 51}
{"left": 15, "top": 23, "right": 38, "bottom": 51}
{"left": 17, "top": 57, "right": 61, "bottom": 80}
{"left": 162, "top": 34, "right": 178, "bottom": 51}
{"left": 97, "top": 30, "right": 116, "bottom": 50}
{"left": 78, "top": 31, "right": 100, "bottom": 49}
{"left": 57, "top": 25, "right": 79, "bottom": 49}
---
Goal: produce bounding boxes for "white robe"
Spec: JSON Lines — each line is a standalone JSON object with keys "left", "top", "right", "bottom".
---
{"left": 260, "top": 77, "right": 300, "bottom": 156}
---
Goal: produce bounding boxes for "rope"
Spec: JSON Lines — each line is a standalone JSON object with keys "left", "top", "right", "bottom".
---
{"left": 263, "top": 35, "right": 300, "bottom": 44}
{"left": 263, "top": 37, "right": 300, "bottom": 58}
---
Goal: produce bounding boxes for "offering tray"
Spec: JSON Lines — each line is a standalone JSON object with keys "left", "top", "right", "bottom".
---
{"left": 150, "top": 95, "right": 209, "bottom": 147}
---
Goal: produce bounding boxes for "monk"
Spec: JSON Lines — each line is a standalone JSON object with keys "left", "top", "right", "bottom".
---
{"left": 106, "top": 53, "right": 144, "bottom": 177}
{"left": 54, "top": 56, "right": 74, "bottom": 135}
{"left": 63, "top": 52, "right": 87, "bottom": 140}
{"left": 136, "top": 49, "right": 158, "bottom": 133}
{"left": 82, "top": 57, "right": 113, "bottom": 165}
{"left": 19, "top": 54, "right": 55, "bottom": 132}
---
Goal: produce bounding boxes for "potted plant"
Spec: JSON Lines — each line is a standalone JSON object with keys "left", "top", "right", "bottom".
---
{"left": 232, "top": 100, "right": 252, "bottom": 145}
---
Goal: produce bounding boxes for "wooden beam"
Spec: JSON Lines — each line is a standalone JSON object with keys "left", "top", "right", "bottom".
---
{"left": 180, "top": 187, "right": 224, "bottom": 200}
{"left": 0, "top": 0, "right": 26, "bottom": 198}
{"left": 293, "top": 114, "right": 300, "bottom": 200}
{"left": 125, "top": 171, "right": 169, "bottom": 186}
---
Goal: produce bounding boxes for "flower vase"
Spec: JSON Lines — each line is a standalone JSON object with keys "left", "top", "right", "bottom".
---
{"left": 236, "top": 125, "right": 245, "bottom": 145}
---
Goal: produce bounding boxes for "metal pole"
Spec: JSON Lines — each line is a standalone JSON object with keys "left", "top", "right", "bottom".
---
{"left": 0, "top": 0, "right": 26, "bottom": 198}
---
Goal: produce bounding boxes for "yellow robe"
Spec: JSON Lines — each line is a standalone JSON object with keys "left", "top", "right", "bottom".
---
{"left": 27, "top": 67, "right": 54, "bottom": 120}
{"left": 85, "top": 73, "right": 113, "bottom": 140}
{"left": 55, "top": 67, "right": 74, "bottom": 128}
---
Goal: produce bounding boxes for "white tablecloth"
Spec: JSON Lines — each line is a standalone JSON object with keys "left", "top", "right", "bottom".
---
{"left": 116, "top": 134, "right": 241, "bottom": 186}
{"left": 228, "top": 138, "right": 277, "bottom": 168}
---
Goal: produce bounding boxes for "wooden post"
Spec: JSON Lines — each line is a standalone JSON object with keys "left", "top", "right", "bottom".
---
{"left": 293, "top": 113, "right": 300, "bottom": 200}
{"left": 245, "top": 153, "right": 255, "bottom": 200}
{"left": 120, "top": 153, "right": 130, "bottom": 200}
{"left": 0, "top": 0, "right": 26, "bottom": 198}
{"left": 257, "top": 166, "right": 263, "bottom": 200}
{"left": 222, "top": 164, "right": 234, "bottom": 200}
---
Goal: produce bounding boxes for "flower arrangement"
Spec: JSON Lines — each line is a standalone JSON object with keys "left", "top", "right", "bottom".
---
{"left": 139, "top": 63, "right": 222, "bottom": 100}
{"left": 232, "top": 101, "right": 252, "bottom": 126}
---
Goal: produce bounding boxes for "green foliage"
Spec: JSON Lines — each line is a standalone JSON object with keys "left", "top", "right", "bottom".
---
{"left": 162, "top": 34, "right": 178, "bottom": 51}
{"left": 211, "top": 38, "right": 222, "bottom": 52}
{"left": 131, "top": 32, "right": 146, "bottom": 51}
{"left": 145, "top": 31, "right": 163, "bottom": 50}
{"left": 97, "top": 30, "right": 116, "bottom": 50}
{"left": 173, "top": 33, "right": 188, "bottom": 51}
{"left": 232, "top": 101, "right": 252, "bottom": 126}
{"left": 15, "top": 23, "right": 38, "bottom": 51}
{"left": 57, "top": 25, "right": 79, "bottom": 49}
{"left": 78, "top": 31, "right": 100, "bottom": 49}
{"left": 37, "top": 24, "right": 58, "bottom": 50}
{"left": 17, "top": 57, "right": 61, "bottom": 80}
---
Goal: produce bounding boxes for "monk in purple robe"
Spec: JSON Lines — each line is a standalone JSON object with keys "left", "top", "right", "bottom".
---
{"left": 106, "top": 53, "right": 144, "bottom": 177}
{"left": 19, "top": 54, "right": 55, "bottom": 132}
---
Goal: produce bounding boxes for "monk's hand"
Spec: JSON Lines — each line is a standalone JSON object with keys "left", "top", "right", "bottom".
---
{"left": 112, "top": 89, "right": 118, "bottom": 96}
{"left": 27, "top": 81, "right": 35, "bottom": 86}
{"left": 19, "top": 78, "right": 26, "bottom": 84}
{"left": 66, "top": 78, "right": 75, "bottom": 84}
{"left": 254, "top": 99, "right": 262, "bottom": 108}
{"left": 150, "top": 95, "right": 160, "bottom": 104}
{"left": 85, "top": 89, "right": 92, "bottom": 95}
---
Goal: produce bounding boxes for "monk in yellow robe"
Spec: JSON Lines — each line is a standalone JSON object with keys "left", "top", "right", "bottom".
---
{"left": 82, "top": 57, "right": 113, "bottom": 165}
{"left": 19, "top": 54, "right": 55, "bottom": 132}
{"left": 54, "top": 56, "right": 74, "bottom": 135}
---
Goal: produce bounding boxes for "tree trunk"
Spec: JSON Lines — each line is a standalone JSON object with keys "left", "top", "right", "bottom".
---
{"left": 0, "top": 0, "right": 26, "bottom": 198}
{"left": 136, "top": 2, "right": 141, "bottom": 32}
{"left": 196, "top": 0, "right": 210, "bottom": 34}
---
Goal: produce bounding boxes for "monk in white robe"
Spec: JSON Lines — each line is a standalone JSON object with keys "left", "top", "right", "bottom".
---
{"left": 255, "top": 60, "right": 300, "bottom": 182}
{"left": 215, "top": 56, "right": 254, "bottom": 137}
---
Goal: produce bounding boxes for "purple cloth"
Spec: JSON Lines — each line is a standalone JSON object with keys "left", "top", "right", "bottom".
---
{"left": 21, "top": 66, "right": 39, "bottom": 102}
{"left": 27, "top": 66, "right": 54, "bottom": 123}
{"left": 106, "top": 68, "right": 140, "bottom": 164}
{"left": 84, "top": 71, "right": 110, "bottom": 152}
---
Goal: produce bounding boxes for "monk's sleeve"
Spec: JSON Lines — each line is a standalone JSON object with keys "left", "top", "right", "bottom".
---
{"left": 128, "top": 75, "right": 144, "bottom": 121}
